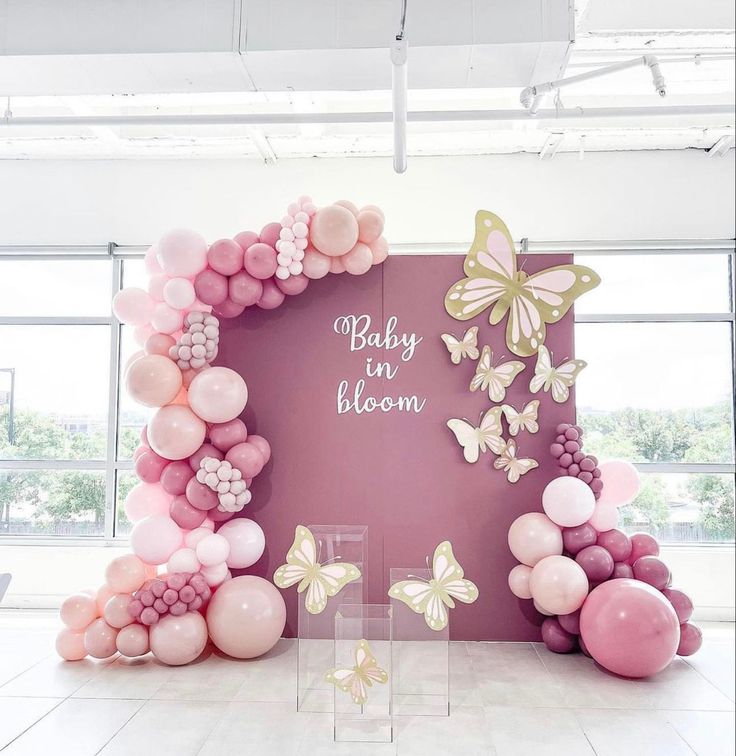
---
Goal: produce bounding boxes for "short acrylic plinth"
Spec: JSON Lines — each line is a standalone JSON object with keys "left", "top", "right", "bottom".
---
{"left": 297, "top": 524, "right": 366, "bottom": 712}
{"left": 390, "top": 567, "right": 450, "bottom": 716}
{"left": 334, "top": 604, "right": 393, "bottom": 744}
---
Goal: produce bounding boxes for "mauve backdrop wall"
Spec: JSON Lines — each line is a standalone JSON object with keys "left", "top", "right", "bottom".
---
{"left": 217, "top": 253, "right": 576, "bottom": 641}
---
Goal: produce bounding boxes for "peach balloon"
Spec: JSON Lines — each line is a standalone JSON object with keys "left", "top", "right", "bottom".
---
{"left": 151, "top": 303, "right": 184, "bottom": 335}
{"left": 310, "top": 205, "right": 359, "bottom": 257}
{"left": 168, "top": 387, "right": 189, "bottom": 406}
{"left": 133, "top": 324, "right": 155, "bottom": 347}
{"left": 95, "top": 584, "right": 115, "bottom": 616}
{"left": 370, "top": 236, "right": 389, "bottom": 265}
{"left": 60, "top": 593, "right": 98, "bottom": 630}
{"left": 112, "top": 287, "right": 154, "bottom": 326}
{"left": 330, "top": 256, "right": 346, "bottom": 274}
{"left": 301, "top": 247, "right": 332, "bottom": 279}
{"left": 104, "top": 593, "right": 134, "bottom": 629}
{"left": 343, "top": 242, "right": 373, "bottom": 275}
{"left": 357, "top": 209, "right": 384, "bottom": 244}
{"left": 206, "top": 576, "right": 286, "bottom": 659}
{"left": 148, "top": 404, "right": 207, "bottom": 460}
{"left": 188, "top": 367, "right": 248, "bottom": 424}
{"left": 334, "top": 199, "right": 359, "bottom": 216}
{"left": 150, "top": 611, "right": 208, "bottom": 666}
{"left": 125, "top": 354, "right": 182, "bottom": 408}
{"left": 530, "top": 555, "right": 589, "bottom": 616}
{"left": 116, "top": 624, "right": 150, "bottom": 657}
{"left": 84, "top": 618, "right": 119, "bottom": 659}
{"left": 145, "top": 332, "right": 176, "bottom": 357}
{"left": 124, "top": 481, "right": 173, "bottom": 522}
{"left": 56, "top": 628, "right": 87, "bottom": 661}
{"left": 105, "top": 554, "right": 147, "bottom": 593}
{"left": 508, "top": 512, "right": 563, "bottom": 567}
{"left": 130, "top": 515, "right": 183, "bottom": 565}
{"left": 508, "top": 564, "right": 533, "bottom": 600}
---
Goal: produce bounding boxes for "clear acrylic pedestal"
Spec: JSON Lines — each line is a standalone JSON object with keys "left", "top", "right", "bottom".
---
{"left": 390, "top": 567, "right": 450, "bottom": 716}
{"left": 297, "top": 524, "right": 366, "bottom": 712}
{"left": 334, "top": 604, "right": 393, "bottom": 744}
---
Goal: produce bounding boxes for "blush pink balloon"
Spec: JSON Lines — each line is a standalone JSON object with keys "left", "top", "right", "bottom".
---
{"left": 116, "top": 624, "right": 150, "bottom": 657}
{"left": 596, "top": 529, "right": 632, "bottom": 562}
{"left": 234, "top": 230, "right": 260, "bottom": 251}
{"left": 104, "top": 593, "right": 134, "bottom": 629}
{"left": 56, "top": 628, "right": 87, "bottom": 661}
{"left": 662, "top": 588, "right": 694, "bottom": 624}
{"left": 188, "top": 367, "right": 248, "bottom": 424}
{"left": 185, "top": 477, "right": 219, "bottom": 511}
{"left": 542, "top": 477, "right": 596, "bottom": 527}
{"left": 160, "top": 461, "right": 193, "bottom": 495}
{"left": 124, "top": 481, "right": 173, "bottom": 523}
{"left": 632, "top": 555, "right": 671, "bottom": 590}
{"left": 256, "top": 279, "right": 285, "bottom": 310}
{"left": 329, "top": 256, "right": 346, "bottom": 274}
{"left": 357, "top": 209, "right": 384, "bottom": 244}
{"left": 217, "top": 518, "right": 265, "bottom": 569}
{"left": 151, "top": 303, "right": 184, "bottom": 334}
{"left": 167, "top": 547, "right": 201, "bottom": 574}
{"left": 580, "top": 579, "right": 680, "bottom": 677}
{"left": 588, "top": 502, "right": 619, "bottom": 532}
{"left": 144, "top": 332, "right": 176, "bottom": 357}
{"left": 529, "top": 555, "right": 589, "bottom": 615}
{"left": 170, "top": 494, "right": 206, "bottom": 529}
{"left": 310, "top": 205, "right": 359, "bottom": 257}
{"left": 206, "top": 576, "right": 286, "bottom": 659}
{"left": 163, "top": 277, "right": 196, "bottom": 310}
{"left": 302, "top": 247, "right": 332, "bottom": 279}
{"left": 144, "top": 244, "right": 162, "bottom": 274}
{"left": 125, "top": 354, "right": 182, "bottom": 408}
{"left": 84, "top": 619, "right": 119, "bottom": 659}
{"left": 209, "top": 419, "right": 248, "bottom": 452}
{"left": 226, "top": 441, "right": 265, "bottom": 479}
{"left": 275, "top": 274, "right": 309, "bottom": 296}
{"left": 246, "top": 434, "right": 271, "bottom": 465}
{"left": 212, "top": 297, "right": 246, "bottom": 319}
{"left": 229, "top": 270, "right": 263, "bottom": 306}
{"left": 60, "top": 593, "right": 98, "bottom": 630}
{"left": 148, "top": 405, "right": 207, "bottom": 460}
{"left": 259, "top": 222, "right": 281, "bottom": 248}
{"left": 508, "top": 512, "right": 563, "bottom": 567}
{"left": 196, "top": 533, "right": 230, "bottom": 566}
{"left": 105, "top": 554, "right": 147, "bottom": 593}
{"left": 134, "top": 449, "right": 169, "bottom": 484}
{"left": 188, "top": 443, "right": 224, "bottom": 472}
{"left": 343, "top": 242, "right": 373, "bottom": 275}
{"left": 112, "top": 287, "right": 154, "bottom": 326}
{"left": 597, "top": 460, "right": 641, "bottom": 507}
{"left": 194, "top": 268, "right": 229, "bottom": 306}
{"left": 370, "top": 236, "right": 389, "bottom": 265}
{"left": 507, "top": 564, "right": 533, "bottom": 599}
{"left": 627, "top": 532, "right": 660, "bottom": 565}
{"left": 133, "top": 325, "right": 155, "bottom": 348}
{"left": 148, "top": 272, "right": 169, "bottom": 302}
{"left": 208, "top": 238, "right": 244, "bottom": 276}
{"left": 130, "top": 515, "right": 183, "bottom": 565}
{"left": 243, "top": 243, "right": 278, "bottom": 280}
{"left": 149, "top": 611, "right": 208, "bottom": 666}
{"left": 156, "top": 228, "right": 209, "bottom": 278}
{"left": 335, "top": 199, "right": 359, "bottom": 216}
{"left": 95, "top": 584, "right": 116, "bottom": 616}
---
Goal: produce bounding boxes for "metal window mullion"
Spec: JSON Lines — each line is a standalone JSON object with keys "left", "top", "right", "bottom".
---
{"left": 0, "top": 459, "right": 107, "bottom": 470}
{"left": 633, "top": 463, "right": 735, "bottom": 474}
{"left": 0, "top": 316, "right": 112, "bottom": 326}
{"left": 575, "top": 313, "right": 735, "bottom": 323}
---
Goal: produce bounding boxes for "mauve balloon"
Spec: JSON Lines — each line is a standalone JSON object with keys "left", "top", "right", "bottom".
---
{"left": 596, "top": 528, "right": 633, "bottom": 562}
{"left": 677, "top": 622, "right": 702, "bottom": 656}
{"left": 562, "top": 523, "right": 598, "bottom": 555}
{"left": 558, "top": 609, "right": 581, "bottom": 635}
{"left": 632, "top": 555, "right": 671, "bottom": 591}
{"left": 576, "top": 545, "right": 615, "bottom": 583}
{"left": 160, "top": 460, "right": 193, "bottom": 496}
{"left": 541, "top": 617, "right": 577, "bottom": 653}
{"left": 612, "top": 562, "right": 634, "bottom": 579}
{"left": 626, "top": 532, "right": 660, "bottom": 565}
{"left": 662, "top": 588, "right": 694, "bottom": 624}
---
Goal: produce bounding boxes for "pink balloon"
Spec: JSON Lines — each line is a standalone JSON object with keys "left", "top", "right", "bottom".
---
{"left": 662, "top": 588, "right": 694, "bottom": 624}
{"left": 95, "top": 584, "right": 116, "bottom": 616}
{"left": 132, "top": 444, "right": 149, "bottom": 462}
{"left": 149, "top": 611, "right": 208, "bottom": 666}
{"left": 212, "top": 297, "right": 246, "bottom": 319}
{"left": 677, "top": 622, "right": 703, "bottom": 656}
{"left": 144, "top": 244, "right": 162, "bottom": 274}
{"left": 529, "top": 555, "right": 589, "bottom": 615}
{"left": 160, "top": 460, "right": 193, "bottom": 495}
{"left": 357, "top": 209, "right": 384, "bottom": 244}
{"left": 151, "top": 302, "right": 184, "bottom": 335}
{"left": 112, "top": 287, "right": 154, "bottom": 326}
{"left": 105, "top": 554, "right": 147, "bottom": 593}
{"left": 310, "top": 205, "right": 359, "bottom": 257}
{"left": 163, "top": 277, "right": 196, "bottom": 310}
{"left": 558, "top": 609, "right": 581, "bottom": 635}
{"left": 335, "top": 199, "right": 359, "bottom": 216}
{"left": 206, "top": 576, "right": 286, "bottom": 659}
{"left": 144, "top": 332, "right": 176, "bottom": 357}
{"left": 588, "top": 502, "right": 619, "bottom": 532}
{"left": 125, "top": 354, "right": 182, "bottom": 408}
{"left": 60, "top": 593, "right": 98, "bottom": 630}
{"left": 369, "top": 236, "right": 389, "bottom": 265}
{"left": 84, "top": 619, "right": 119, "bottom": 659}
{"left": 208, "top": 508, "right": 235, "bottom": 524}
{"left": 170, "top": 494, "right": 206, "bottom": 529}
{"left": 208, "top": 238, "right": 244, "bottom": 276}
{"left": 104, "top": 593, "right": 135, "bottom": 629}
{"left": 134, "top": 449, "right": 169, "bottom": 484}
{"left": 575, "top": 545, "right": 614, "bottom": 583}
{"left": 148, "top": 272, "right": 169, "bottom": 302}
{"left": 244, "top": 243, "right": 278, "bottom": 280}
{"left": 542, "top": 477, "right": 596, "bottom": 527}
{"left": 217, "top": 518, "right": 265, "bottom": 569}
{"left": 580, "top": 579, "right": 680, "bottom": 677}
{"left": 275, "top": 273, "right": 309, "bottom": 296}
{"left": 56, "top": 628, "right": 87, "bottom": 661}
{"left": 226, "top": 441, "right": 265, "bottom": 479}
{"left": 148, "top": 405, "right": 207, "bottom": 460}
{"left": 627, "top": 532, "right": 660, "bottom": 565}
{"left": 196, "top": 533, "right": 230, "bottom": 566}
{"left": 123, "top": 481, "right": 173, "bottom": 523}
{"left": 234, "top": 230, "right": 260, "bottom": 251}
{"left": 185, "top": 477, "right": 219, "bottom": 511}
{"left": 541, "top": 617, "right": 577, "bottom": 653}
{"left": 229, "top": 270, "right": 263, "bottom": 306}
{"left": 632, "top": 555, "right": 671, "bottom": 590}
{"left": 246, "top": 434, "right": 271, "bottom": 465}
{"left": 116, "top": 624, "right": 150, "bottom": 657}
{"left": 343, "top": 242, "right": 373, "bottom": 275}
{"left": 302, "top": 247, "right": 332, "bottom": 279}
{"left": 209, "top": 419, "right": 248, "bottom": 452}
{"left": 597, "top": 460, "right": 641, "bottom": 507}
{"left": 596, "top": 528, "right": 632, "bottom": 562}
{"left": 562, "top": 523, "right": 598, "bottom": 555}
{"left": 130, "top": 515, "right": 183, "bottom": 565}
{"left": 167, "top": 547, "right": 201, "bottom": 574}
{"left": 188, "top": 367, "right": 248, "bottom": 424}
{"left": 507, "top": 512, "right": 563, "bottom": 567}
{"left": 157, "top": 228, "right": 208, "bottom": 278}
{"left": 507, "top": 564, "right": 533, "bottom": 599}
{"left": 201, "top": 561, "right": 229, "bottom": 587}
{"left": 256, "top": 279, "right": 286, "bottom": 309}
{"left": 329, "top": 256, "right": 346, "bottom": 274}
{"left": 133, "top": 324, "right": 155, "bottom": 347}
{"left": 612, "top": 562, "right": 634, "bottom": 579}
{"left": 259, "top": 222, "right": 281, "bottom": 248}
{"left": 188, "top": 443, "right": 224, "bottom": 472}
{"left": 362, "top": 204, "right": 385, "bottom": 221}
{"left": 194, "top": 268, "right": 229, "bottom": 306}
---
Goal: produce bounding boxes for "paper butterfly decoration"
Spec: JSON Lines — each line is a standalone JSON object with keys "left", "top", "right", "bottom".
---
{"left": 325, "top": 639, "right": 388, "bottom": 706}
{"left": 493, "top": 439, "right": 538, "bottom": 483}
{"left": 273, "top": 525, "right": 361, "bottom": 614}
{"left": 444, "top": 211, "right": 600, "bottom": 357}
{"left": 470, "top": 346, "right": 525, "bottom": 402}
{"left": 388, "top": 541, "right": 479, "bottom": 631}
{"left": 501, "top": 400, "right": 540, "bottom": 436}
{"left": 440, "top": 326, "right": 479, "bottom": 365}
{"left": 446, "top": 407, "right": 505, "bottom": 463}
{"left": 529, "top": 345, "right": 587, "bottom": 404}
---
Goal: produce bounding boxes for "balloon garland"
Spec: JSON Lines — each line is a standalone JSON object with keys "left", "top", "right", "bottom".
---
{"left": 55, "top": 197, "right": 388, "bottom": 666}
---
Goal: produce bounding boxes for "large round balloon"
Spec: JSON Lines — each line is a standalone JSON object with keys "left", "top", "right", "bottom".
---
{"left": 149, "top": 611, "right": 208, "bottom": 666}
{"left": 529, "top": 555, "right": 589, "bottom": 615}
{"left": 188, "top": 367, "right": 248, "bottom": 424}
{"left": 206, "top": 575, "right": 285, "bottom": 658}
{"left": 580, "top": 578, "right": 680, "bottom": 678}
{"left": 508, "top": 512, "right": 563, "bottom": 567}
{"left": 542, "top": 477, "right": 595, "bottom": 527}
{"left": 597, "top": 460, "right": 641, "bottom": 507}
{"left": 148, "top": 405, "right": 207, "bottom": 460}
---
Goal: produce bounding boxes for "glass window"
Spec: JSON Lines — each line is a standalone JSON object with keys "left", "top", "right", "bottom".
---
{"left": 115, "top": 469, "right": 137, "bottom": 537}
{"left": 117, "top": 325, "right": 154, "bottom": 461}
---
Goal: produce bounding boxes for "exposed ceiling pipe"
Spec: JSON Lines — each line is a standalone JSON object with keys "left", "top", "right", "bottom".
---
{"left": 391, "top": 0, "right": 409, "bottom": 173}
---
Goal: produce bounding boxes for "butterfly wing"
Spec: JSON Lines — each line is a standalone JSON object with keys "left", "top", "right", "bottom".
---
{"left": 502, "top": 400, "right": 540, "bottom": 436}
{"left": 494, "top": 440, "right": 538, "bottom": 483}
{"left": 305, "top": 562, "right": 362, "bottom": 615}
{"left": 273, "top": 525, "right": 315, "bottom": 589}
{"left": 463, "top": 326, "right": 480, "bottom": 361}
{"left": 549, "top": 359, "right": 587, "bottom": 403}
{"left": 440, "top": 333, "right": 462, "bottom": 364}
{"left": 355, "top": 639, "right": 389, "bottom": 686}
{"left": 388, "top": 579, "right": 435, "bottom": 620}
{"left": 528, "top": 345, "right": 552, "bottom": 394}
{"left": 325, "top": 667, "right": 367, "bottom": 705}
{"left": 469, "top": 346, "right": 492, "bottom": 393}
{"left": 446, "top": 419, "right": 482, "bottom": 463}
{"left": 432, "top": 541, "right": 479, "bottom": 608}
{"left": 478, "top": 407, "right": 505, "bottom": 455}
{"left": 440, "top": 326, "right": 480, "bottom": 364}
{"left": 485, "top": 360, "right": 526, "bottom": 402}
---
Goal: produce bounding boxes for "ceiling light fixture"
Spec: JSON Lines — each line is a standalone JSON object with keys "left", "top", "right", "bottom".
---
{"left": 391, "top": 0, "right": 408, "bottom": 174}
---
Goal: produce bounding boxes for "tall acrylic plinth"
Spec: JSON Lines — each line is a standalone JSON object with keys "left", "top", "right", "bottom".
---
{"left": 390, "top": 567, "right": 450, "bottom": 716}
{"left": 334, "top": 604, "right": 393, "bottom": 744}
{"left": 297, "top": 524, "right": 366, "bottom": 712}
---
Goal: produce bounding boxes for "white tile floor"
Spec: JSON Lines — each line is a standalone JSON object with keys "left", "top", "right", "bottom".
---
{"left": 0, "top": 611, "right": 733, "bottom": 756}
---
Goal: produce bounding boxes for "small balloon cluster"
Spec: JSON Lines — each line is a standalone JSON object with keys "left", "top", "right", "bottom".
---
{"left": 549, "top": 423, "right": 603, "bottom": 499}
{"left": 58, "top": 197, "right": 385, "bottom": 666}
{"left": 507, "top": 459, "right": 702, "bottom": 678}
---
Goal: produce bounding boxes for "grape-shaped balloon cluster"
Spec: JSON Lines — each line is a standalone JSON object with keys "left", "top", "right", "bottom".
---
{"left": 128, "top": 572, "right": 211, "bottom": 626}
{"left": 169, "top": 312, "right": 220, "bottom": 370}
{"left": 275, "top": 196, "right": 316, "bottom": 280}
{"left": 196, "top": 456, "right": 251, "bottom": 513}
{"left": 549, "top": 423, "right": 603, "bottom": 499}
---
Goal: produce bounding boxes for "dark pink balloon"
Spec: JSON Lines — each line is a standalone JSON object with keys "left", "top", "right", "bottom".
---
{"left": 259, "top": 222, "right": 281, "bottom": 248}
{"left": 632, "top": 555, "right": 670, "bottom": 590}
{"left": 226, "top": 441, "right": 265, "bottom": 478}
{"left": 677, "top": 622, "right": 702, "bottom": 656}
{"left": 185, "top": 477, "right": 219, "bottom": 511}
{"left": 243, "top": 243, "right": 278, "bottom": 280}
{"left": 275, "top": 274, "right": 309, "bottom": 296}
{"left": 194, "top": 269, "right": 229, "bottom": 306}
{"left": 558, "top": 609, "right": 581, "bottom": 635}
{"left": 134, "top": 449, "right": 168, "bottom": 483}
{"left": 233, "top": 230, "right": 260, "bottom": 252}
{"left": 662, "top": 588, "right": 694, "bottom": 624}
{"left": 612, "top": 562, "right": 634, "bottom": 579}
{"left": 208, "top": 238, "right": 244, "bottom": 276}
{"left": 209, "top": 419, "right": 248, "bottom": 452}
{"left": 257, "top": 278, "right": 286, "bottom": 310}
{"left": 229, "top": 271, "right": 263, "bottom": 306}
{"left": 596, "top": 529, "right": 633, "bottom": 562}
{"left": 562, "top": 523, "right": 598, "bottom": 555}
{"left": 576, "top": 545, "right": 614, "bottom": 582}
{"left": 208, "top": 507, "right": 234, "bottom": 523}
{"left": 627, "top": 532, "right": 660, "bottom": 565}
{"left": 246, "top": 434, "right": 271, "bottom": 465}
{"left": 132, "top": 444, "right": 149, "bottom": 462}
{"left": 189, "top": 443, "right": 224, "bottom": 472}
{"left": 160, "top": 460, "right": 193, "bottom": 496}
{"left": 170, "top": 494, "right": 206, "bottom": 529}
{"left": 541, "top": 617, "right": 577, "bottom": 653}
{"left": 212, "top": 297, "right": 246, "bottom": 319}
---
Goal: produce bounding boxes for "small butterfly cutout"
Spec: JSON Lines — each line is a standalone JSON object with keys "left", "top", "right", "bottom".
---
{"left": 470, "top": 346, "right": 525, "bottom": 403}
{"left": 446, "top": 407, "right": 505, "bottom": 463}
{"left": 493, "top": 439, "right": 538, "bottom": 483}
{"left": 440, "top": 326, "right": 479, "bottom": 365}
{"left": 528, "top": 345, "right": 587, "bottom": 404}
{"left": 501, "top": 400, "right": 540, "bottom": 436}
{"left": 325, "top": 639, "right": 388, "bottom": 705}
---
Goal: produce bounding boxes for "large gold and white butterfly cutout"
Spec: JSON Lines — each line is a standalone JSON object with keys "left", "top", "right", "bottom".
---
{"left": 445, "top": 211, "right": 600, "bottom": 357}
{"left": 273, "top": 525, "right": 361, "bottom": 615}
{"left": 501, "top": 400, "right": 540, "bottom": 436}
{"left": 440, "top": 326, "right": 479, "bottom": 365}
{"left": 325, "top": 639, "right": 388, "bottom": 706}
{"left": 388, "top": 541, "right": 479, "bottom": 631}
{"left": 528, "top": 345, "right": 587, "bottom": 404}
{"left": 493, "top": 439, "right": 538, "bottom": 483}
{"left": 446, "top": 407, "right": 505, "bottom": 463}
{"left": 470, "top": 345, "right": 525, "bottom": 402}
